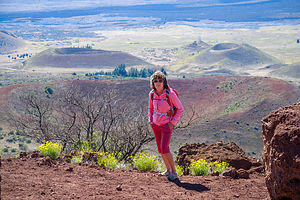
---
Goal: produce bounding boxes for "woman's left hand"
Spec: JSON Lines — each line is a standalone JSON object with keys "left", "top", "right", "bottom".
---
{"left": 168, "top": 122, "right": 174, "bottom": 129}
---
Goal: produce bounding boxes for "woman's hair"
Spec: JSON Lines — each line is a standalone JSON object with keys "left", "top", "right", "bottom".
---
{"left": 150, "top": 71, "right": 168, "bottom": 90}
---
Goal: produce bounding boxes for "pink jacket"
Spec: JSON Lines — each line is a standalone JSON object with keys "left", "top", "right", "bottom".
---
{"left": 148, "top": 88, "right": 183, "bottom": 126}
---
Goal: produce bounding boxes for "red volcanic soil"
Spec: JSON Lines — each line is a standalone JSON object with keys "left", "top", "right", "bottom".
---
{"left": 0, "top": 156, "right": 270, "bottom": 200}
{"left": 0, "top": 84, "right": 22, "bottom": 105}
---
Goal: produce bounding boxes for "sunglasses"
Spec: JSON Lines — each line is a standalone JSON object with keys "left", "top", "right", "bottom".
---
{"left": 153, "top": 79, "right": 163, "bottom": 83}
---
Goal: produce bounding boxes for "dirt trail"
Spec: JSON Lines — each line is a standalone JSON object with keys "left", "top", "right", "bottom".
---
{"left": 0, "top": 156, "right": 270, "bottom": 200}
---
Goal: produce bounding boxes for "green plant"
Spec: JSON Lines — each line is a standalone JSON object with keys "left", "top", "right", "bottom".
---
{"left": 175, "top": 164, "right": 184, "bottom": 176}
{"left": 3, "top": 147, "right": 9, "bottom": 152}
{"left": 71, "top": 151, "right": 84, "bottom": 163}
{"left": 97, "top": 152, "right": 118, "bottom": 170}
{"left": 211, "top": 161, "right": 229, "bottom": 174}
{"left": 19, "top": 143, "right": 28, "bottom": 151}
{"left": 132, "top": 152, "right": 159, "bottom": 172}
{"left": 11, "top": 148, "right": 17, "bottom": 153}
{"left": 8, "top": 131, "right": 14, "bottom": 135}
{"left": 189, "top": 159, "right": 229, "bottom": 176}
{"left": 38, "top": 141, "right": 62, "bottom": 159}
{"left": 6, "top": 138, "right": 14, "bottom": 143}
{"left": 189, "top": 159, "right": 211, "bottom": 176}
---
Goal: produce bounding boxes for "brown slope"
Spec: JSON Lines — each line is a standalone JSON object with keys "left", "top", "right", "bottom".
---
{"left": 269, "top": 62, "right": 300, "bottom": 79}
{"left": 0, "top": 31, "right": 25, "bottom": 53}
{"left": 194, "top": 43, "right": 279, "bottom": 68}
{"left": 24, "top": 47, "right": 153, "bottom": 69}
{"left": 2, "top": 76, "right": 300, "bottom": 157}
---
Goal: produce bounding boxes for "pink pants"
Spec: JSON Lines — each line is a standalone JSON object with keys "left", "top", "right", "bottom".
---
{"left": 151, "top": 123, "right": 172, "bottom": 154}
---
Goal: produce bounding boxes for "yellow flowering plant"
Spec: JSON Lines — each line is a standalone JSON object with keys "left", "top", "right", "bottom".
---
{"left": 132, "top": 152, "right": 159, "bottom": 172}
{"left": 212, "top": 161, "right": 229, "bottom": 173}
{"left": 38, "top": 141, "right": 62, "bottom": 160}
{"left": 97, "top": 152, "right": 119, "bottom": 170}
{"left": 175, "top": 164, "right": 184, "bottom": 176}
{"left": 189, "top": 158, "right": 212, "bottom": 176}
{"left": 189, "top": 158, "right": 229, "bottom": 176}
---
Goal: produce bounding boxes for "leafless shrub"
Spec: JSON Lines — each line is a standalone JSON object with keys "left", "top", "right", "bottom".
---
{"left": 7, "top": 82, "right": 199, "bottom": 160}
{"left": 7, "top": 83, "right": 154, "bottom": 160}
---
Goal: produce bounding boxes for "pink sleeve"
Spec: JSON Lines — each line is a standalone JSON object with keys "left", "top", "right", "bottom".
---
{"left": 169, "top": 90, "right": 183, "bottom": 126}
{"left": 148, "top": 91, "right": 154, "bottom": 122}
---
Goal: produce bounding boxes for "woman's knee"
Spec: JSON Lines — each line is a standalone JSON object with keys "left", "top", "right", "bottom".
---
{"left": 160, "top": 145, "right": 170, "bottom": 154}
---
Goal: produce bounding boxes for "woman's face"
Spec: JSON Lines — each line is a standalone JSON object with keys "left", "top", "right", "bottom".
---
{"left": 153, "top": 78, "right": 164, "bottom": 90}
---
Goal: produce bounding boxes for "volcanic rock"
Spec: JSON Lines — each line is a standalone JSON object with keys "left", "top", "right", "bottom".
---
{"left": 38, "top": 157, "right": 57, "bottom": 167}
{"left": 237, "top": 169, "right": 250, "bottom": 179}
{"left": 262, "top": 102, "right": 300, "bottom": 200}
{"left": 221, "top": 167, "right": 238, "bottom": 179}
{"left": 176, "top": 141, "right": 262, "bottom": 175}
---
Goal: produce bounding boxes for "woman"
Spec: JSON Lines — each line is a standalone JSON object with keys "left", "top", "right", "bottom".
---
{"left": 148, "top": 71, "right": 183, "bottom": 181}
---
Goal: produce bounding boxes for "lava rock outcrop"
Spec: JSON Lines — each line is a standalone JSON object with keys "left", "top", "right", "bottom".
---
{"left": 262, "top": 102, "right": 300, "bottom": 200}
{"left": 176, "top": 141, "right": 262, "bottom": 176}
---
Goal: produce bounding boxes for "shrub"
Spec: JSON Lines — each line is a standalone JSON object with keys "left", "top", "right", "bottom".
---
{"left": 19, "top": 143, "right": 28, "bottom": 151}
{"left": 38, "top": 141, "right": 62, "bottom": 159}
{"left": 3, "top": 147, "right": 9, "bottom": 152}
{"left": 189, "top": 159, "right": 229, "bottom": 176}
{"left": 26, "top": 139, "right": 31, "bottom": 144}
{"left": 11, "top": 148, "right": 17, "bottom": 153}
{"left": 189, "top": 159, "right": 211, "bottom": 176}
{"left": 97, "top": 152, "right": 118, "bottom": 170}
{"left": 6, "top": 138, "right": 14, "bottom": 143}
{"left": 211, "top": 161, "right": 229, "bottom": 174}
{"left": 8, "top": 131, "right": 14, "bottom": 135}
{"left": 175, "top": 164, "right": 184, "bottom": 176}
{"left": 132, "top": 153, "right": 159, "bottom": 172}
{"left": 71, "top": 151, "right": 84, "bottom": 163}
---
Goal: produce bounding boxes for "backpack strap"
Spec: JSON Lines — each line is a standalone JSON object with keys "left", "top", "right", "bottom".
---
{"left": 150, "top": 89, "right": 154, "bottom": 101}
{"left": 165, "top": 88, "right": 175, "bottom": 118}
{"left": 165, "top": 88, "right": 172, "bottom": 108}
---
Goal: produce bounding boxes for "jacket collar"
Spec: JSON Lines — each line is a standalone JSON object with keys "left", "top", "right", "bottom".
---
{"left": 154, "top": 88, "right": 166, "bottom": 96}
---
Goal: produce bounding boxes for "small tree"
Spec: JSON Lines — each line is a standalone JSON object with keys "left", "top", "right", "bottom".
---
{"left": 128, "top": 68, "right": 138, "bottom": 77}
{"left": 161, "top": 67, "right": 167, "bottom": 76}
{"left": 113, "top": 64, "right": 127, "bottom": 77}
{"left": 45, "top": 86, "right": 53, "bottom": 95}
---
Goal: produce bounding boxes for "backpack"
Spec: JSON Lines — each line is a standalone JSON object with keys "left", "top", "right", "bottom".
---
{"left": 151, "top": 88, "right": 178, "bottom": 118}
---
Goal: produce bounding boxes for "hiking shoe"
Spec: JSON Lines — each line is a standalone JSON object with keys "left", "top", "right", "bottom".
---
{"left": 160, "top": 170, "right": 170, "bottom": 176}
{"left": 167, "top": 172, "right": 179, "bottom": 181}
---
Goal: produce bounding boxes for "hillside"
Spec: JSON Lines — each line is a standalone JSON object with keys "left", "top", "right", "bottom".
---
{"left": 173, "top": 43, "right": 280, "bottom": 76}
{"left": 194, "top": 43, "right": 279, "bottom": 68}
{"left": 269, "top": 62, "right": 300, "bottom": 79}
{"left": 183, "top": 40, "right": 211, "bottom": 53}
{"left": 0, "top": 31, "right": 25, "bottom": 53}
{"left": 1, "top": 76, "right": 299, "bottom": 157}
{"left": 24, "top": 47, "right": 153, "bottom": 69}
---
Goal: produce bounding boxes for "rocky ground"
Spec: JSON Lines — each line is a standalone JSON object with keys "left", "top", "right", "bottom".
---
{"left": 0, "top": 154, "right": 270, "bottom": 200}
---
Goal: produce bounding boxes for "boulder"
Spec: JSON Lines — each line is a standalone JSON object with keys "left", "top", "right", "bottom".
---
{"left": 237, "top": 169, "right": 249, "bottom": 179}
{"left": 176, "top": 141, "right": 262, "bottom": 175}
{"left": 262, "top": 102, "right": 300, "bottom": 200}
{"left": 221, "top": 167, "right": 238, "bottom": 179}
